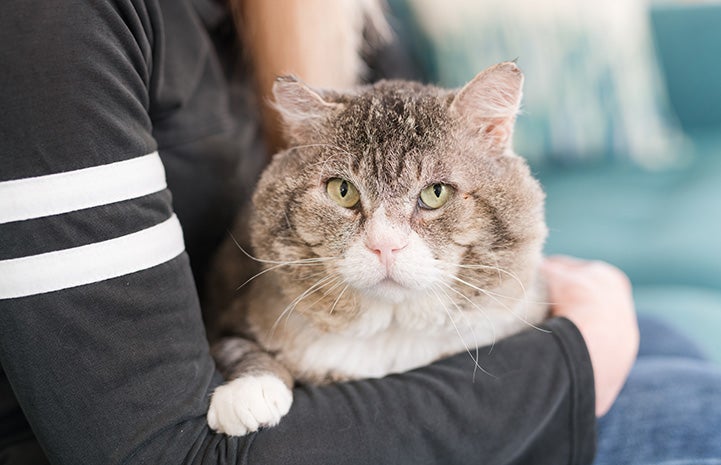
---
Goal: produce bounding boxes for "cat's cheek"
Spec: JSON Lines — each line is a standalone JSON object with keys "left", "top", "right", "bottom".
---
{"left": 392, "top": 233, "right": 445, "bottom": 287}
{"left": 294, "top": 201, "right": 361, "bottom": 252}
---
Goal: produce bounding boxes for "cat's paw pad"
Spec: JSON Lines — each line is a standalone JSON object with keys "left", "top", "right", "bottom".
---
{"left": 207, "top": 374, "right": 293, "bottom": 436}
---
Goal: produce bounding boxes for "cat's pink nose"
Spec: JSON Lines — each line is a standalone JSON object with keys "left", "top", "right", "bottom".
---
{"left": 366, "top": 239, "right": 408, "bottom": 269}
{"left": 364, "top": 207, "right": 409, "bottom": 270}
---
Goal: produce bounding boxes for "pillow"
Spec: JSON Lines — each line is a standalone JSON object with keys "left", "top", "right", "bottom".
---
{"left": 389, "top": 0, "right": 686, "bottom": 168}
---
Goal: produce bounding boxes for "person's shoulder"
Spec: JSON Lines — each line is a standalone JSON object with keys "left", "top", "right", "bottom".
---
{"left": 0, "top": 0, "right": 163, "bottom": 179}
{"left": 0, "top": 0, "right": 159, "bottom": 88}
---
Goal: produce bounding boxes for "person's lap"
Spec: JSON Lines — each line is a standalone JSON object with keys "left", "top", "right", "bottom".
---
{"left": 594, "top": 315, "right": 721, "bottom": 465}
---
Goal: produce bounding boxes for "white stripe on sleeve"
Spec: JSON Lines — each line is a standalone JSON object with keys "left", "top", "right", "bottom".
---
{"left": 0, "top": 152, "right": 166, "bottom": 224}
{"left": 0, "top": 215, "right": 185, "bottom": 299}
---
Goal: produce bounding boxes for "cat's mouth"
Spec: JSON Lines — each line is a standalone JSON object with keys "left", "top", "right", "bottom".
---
{"left": 363, "top": 277, "right": 411, "bottom": 303}
{"left": 377, "top": 277, "right": 404, "bottom": 288}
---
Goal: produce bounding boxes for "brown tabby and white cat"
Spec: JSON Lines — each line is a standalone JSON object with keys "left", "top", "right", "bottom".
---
{"left": 206, "top": 62, "right": 548, "bottom": 436}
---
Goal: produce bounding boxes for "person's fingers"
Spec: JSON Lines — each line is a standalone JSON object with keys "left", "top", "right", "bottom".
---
{"left": 541, "top": 256, "right": 583, "bottom": 283}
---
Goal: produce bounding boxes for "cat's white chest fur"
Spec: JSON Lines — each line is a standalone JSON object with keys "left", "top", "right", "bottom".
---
{"left": 259, "top": 293, "right": 537, "bottom": 382}
{"left": 285, "top": 320, "right": 470, "bottom": 380}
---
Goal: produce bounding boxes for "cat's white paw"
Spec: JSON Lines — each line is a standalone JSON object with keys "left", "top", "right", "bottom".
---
{"left": 207, "top": 374, "right": 293, "bottom": 436}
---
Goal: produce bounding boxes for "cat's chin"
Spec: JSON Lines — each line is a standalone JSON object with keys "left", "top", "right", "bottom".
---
{"left": 360, "top": 278, "right": 414, "bottom": 304}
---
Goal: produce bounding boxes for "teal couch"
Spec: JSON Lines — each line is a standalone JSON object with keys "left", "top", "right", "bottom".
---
{"left": 538, "top": 3, "right": 721, "bottom": 362}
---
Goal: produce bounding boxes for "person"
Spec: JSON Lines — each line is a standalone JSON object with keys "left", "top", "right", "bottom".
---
{"left": 1, "top": 1, "right": 719, "bottom": 464}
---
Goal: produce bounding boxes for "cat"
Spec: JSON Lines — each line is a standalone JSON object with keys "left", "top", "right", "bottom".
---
{"left": 206, "top": 62, "right": 548, "bottom": 436}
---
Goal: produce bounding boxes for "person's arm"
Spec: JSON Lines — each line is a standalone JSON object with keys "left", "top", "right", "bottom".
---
{"left": 0, "top": 1, "right": 216, "bottom": 463}
{"left": 245, "top": 317, "right": 596, "bottom": 465}
{"left": 0, "top": 2, "right": 596, "bottom": 464}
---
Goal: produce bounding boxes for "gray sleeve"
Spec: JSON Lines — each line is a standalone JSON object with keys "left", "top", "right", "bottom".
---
{"left": 241, "top": 317, "right": 596, "bottom": 465}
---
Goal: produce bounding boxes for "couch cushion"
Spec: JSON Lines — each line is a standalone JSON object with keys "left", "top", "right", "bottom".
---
{"left": 538, "top": 143, "right": 721, "bottom": 291}
{"left": 388, "top": 0, "right": 684, "bottom": 168}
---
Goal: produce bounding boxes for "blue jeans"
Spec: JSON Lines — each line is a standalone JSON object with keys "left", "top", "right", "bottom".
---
{"left": 594, "top": 316, "right": 721, "bottom": 465}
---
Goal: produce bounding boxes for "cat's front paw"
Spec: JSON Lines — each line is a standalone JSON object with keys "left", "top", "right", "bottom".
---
{"left": 207, "top": 374, "right": 293, "bottom": 436}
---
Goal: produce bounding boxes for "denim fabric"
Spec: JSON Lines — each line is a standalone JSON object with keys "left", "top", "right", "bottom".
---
{"left": 594, "top": 316, "right": 721, "bottom": 465}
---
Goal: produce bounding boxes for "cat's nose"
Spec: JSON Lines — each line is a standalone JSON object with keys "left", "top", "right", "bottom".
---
{"left": 366, "top": 239, "right": 408, "bottom": 269}
{"left": 364, "top": 207, "right": 409, "bottom": 270}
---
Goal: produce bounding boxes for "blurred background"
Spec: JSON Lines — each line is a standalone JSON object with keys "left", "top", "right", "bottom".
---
{"left": 384, "top": 0, "right": 721, "bottom": 361}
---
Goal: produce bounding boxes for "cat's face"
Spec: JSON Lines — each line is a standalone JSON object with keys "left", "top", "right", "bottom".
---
{"left": 251, "top": 63, "right": 547, "bottom": 330}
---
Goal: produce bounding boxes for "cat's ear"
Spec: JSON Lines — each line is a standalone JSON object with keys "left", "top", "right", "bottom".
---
{"left": 272, "top": 76, "right": 344, "bottom": 144}
{"left": 449, "top": 62, "right": 523, "bottom": 148}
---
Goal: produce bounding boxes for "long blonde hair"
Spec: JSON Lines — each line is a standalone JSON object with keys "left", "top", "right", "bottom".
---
{"left": 229, "top": 0, "right": 390, "bottom": 151}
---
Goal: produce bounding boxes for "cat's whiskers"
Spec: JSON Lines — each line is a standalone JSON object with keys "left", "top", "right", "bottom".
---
{"left": 228, "top": 231, "right": 337, "bottom": 266}
{"left": 282, "top": 274, "right": 341, "bottom": 319}
{"left": 269, "top": 273, "right": 342, "bottom": 338}
{"left": 438, "top": 281, "right": 498, "bottom": 356}
{"left": 434, "top": 284, "right": 484, "bottom": 379}
{"left": 449, "top": 275, "right": 549, "bottom": 334}
{"left": 306, "top": 275, "right": 346, "bottom": 309}
{"left": 236, "top": 260, "right": 332, "bottom": 291}
{"left": 444, "top": 260, "right": 528, "bottom": 299}
{"left": 438, "top": 255, "right": 548, "bottom": 306}
{"left": 329, "top": 283, "right": 350, "bottom": 316}
{"left": 455, "top": 271, "right": 551, "bottom": 307}
{"left": 451, "top": 273, "right": 521, "bottom": 318}
{"left": 428, "top": 284, "right": 494, "bottom": 378}
{"left": 321, "top": 276, "right": 346, "bottom": 297}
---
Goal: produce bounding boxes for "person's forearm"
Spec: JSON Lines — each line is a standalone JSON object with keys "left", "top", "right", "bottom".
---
{"left": 239, "top": 318, "right": 597, "bottom": 465}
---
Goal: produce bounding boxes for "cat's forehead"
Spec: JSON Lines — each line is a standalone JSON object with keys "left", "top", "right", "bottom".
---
{"left": 324, "top": 82, "right": 454, "bottom": 189}
{"left": 331, "top": 82, "right": 451, "bottom": 155}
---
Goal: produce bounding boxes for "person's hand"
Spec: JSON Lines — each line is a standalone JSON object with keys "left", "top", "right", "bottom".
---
{"left": 541, "top": 256, "right": 639, "bottom": 417}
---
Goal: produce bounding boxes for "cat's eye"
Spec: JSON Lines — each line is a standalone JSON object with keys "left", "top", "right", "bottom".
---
{"left": 419, "top": 183, "right": 452, "bottom": 209}
{"left": 327, "top": 178, "right": 360, "bottom": 208}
